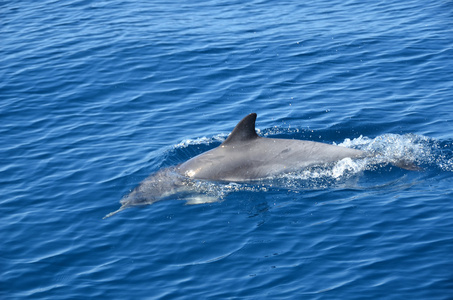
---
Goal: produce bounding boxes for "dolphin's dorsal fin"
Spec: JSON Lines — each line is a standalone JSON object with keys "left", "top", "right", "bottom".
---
{"left": 222, "top": 113, "right": 259, "bottom": 145}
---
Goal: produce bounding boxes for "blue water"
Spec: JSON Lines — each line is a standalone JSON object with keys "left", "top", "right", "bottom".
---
{"left": 1, "top": 0, "right": 453, "bottom": 298}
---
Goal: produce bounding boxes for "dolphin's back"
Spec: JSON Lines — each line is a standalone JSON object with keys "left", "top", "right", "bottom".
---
{"left": 178, "top": 119, "right": 365, "bottom": 181}
{"left": 177, "top": 113, "right": 365, "bottom": 181}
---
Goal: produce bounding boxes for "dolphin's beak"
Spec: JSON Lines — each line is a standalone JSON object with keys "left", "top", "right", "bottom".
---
{"left": 103, "top": 203, "right": 128, "bottom": 219}
{"left": 103, "top": 194, "right": 133, "bottom": 219}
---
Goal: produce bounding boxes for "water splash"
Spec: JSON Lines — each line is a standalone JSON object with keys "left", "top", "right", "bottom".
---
{"left": 175, "top": 134, "right": 228, "bottom": 148}
{"left": 338, "top": 134, "right": 453, "bottom": 172}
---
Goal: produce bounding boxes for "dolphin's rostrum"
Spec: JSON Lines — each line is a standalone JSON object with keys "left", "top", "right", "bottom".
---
{"left": 105, "top": 113, "right": 414, "bottom": 218}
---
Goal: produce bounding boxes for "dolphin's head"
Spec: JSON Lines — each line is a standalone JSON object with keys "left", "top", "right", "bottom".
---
{"left": 104, "top": 180, "right": 165, "bottom": 219}
{"left": 120, "top": 186, "right": 157, "bottom": 207}
{"left": 104, "top": 168, "right": 187, "bottom": 219}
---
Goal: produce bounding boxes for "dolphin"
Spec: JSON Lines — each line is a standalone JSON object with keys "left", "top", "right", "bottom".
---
{"left": 104, "top": 113, "right": 415, "bottom": 218}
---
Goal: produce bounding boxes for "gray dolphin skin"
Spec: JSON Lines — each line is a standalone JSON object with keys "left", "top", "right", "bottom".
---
{"left": 178, "top": 113, "right": 365, "bottom": 181}
{"left": 105, "top": 113, "right": 370, "bottom": 218}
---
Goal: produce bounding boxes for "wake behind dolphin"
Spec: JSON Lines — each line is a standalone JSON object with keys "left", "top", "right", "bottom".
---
{"left": 105, "top": 113, "right": 418, "bottom": 218}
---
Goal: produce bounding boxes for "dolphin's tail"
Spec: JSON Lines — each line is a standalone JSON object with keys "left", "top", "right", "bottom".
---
{"left": 392, "top": 159, "right": 422, "bottom": 171}
{"left": 103, "top": 204, "right": 128, "bottom": 219}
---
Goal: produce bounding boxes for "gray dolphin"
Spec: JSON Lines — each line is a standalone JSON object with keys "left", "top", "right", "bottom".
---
{"left": 104, "top": 113, "right": 414, "bottom": 218}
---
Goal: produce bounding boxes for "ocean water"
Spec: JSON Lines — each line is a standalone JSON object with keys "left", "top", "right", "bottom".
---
{"left": 1, "top": 0, "right": 453, "bottom": 298}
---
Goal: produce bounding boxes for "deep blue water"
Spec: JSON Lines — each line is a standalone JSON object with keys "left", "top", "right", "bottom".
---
{"left": 2, "top": 0, "right": 453, "bottom": 298}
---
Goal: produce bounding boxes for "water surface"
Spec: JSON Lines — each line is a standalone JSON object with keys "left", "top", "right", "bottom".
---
{"left": 1, "top": 0, "right": 453, "bottom": 298}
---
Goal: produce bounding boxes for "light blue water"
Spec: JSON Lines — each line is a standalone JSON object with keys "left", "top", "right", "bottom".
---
{"left": 1, "top": 0, "right": 453, "bottom": 298}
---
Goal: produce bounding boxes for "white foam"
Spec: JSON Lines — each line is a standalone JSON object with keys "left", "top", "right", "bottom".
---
{"left": 175, "top": 133, "right": 227, "bottom": 148}
{"left": 338, "top": 134, "right": 434, "bottom": 168}
{"left": 331, "top": 157, "right": 365, "bottom": 179}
